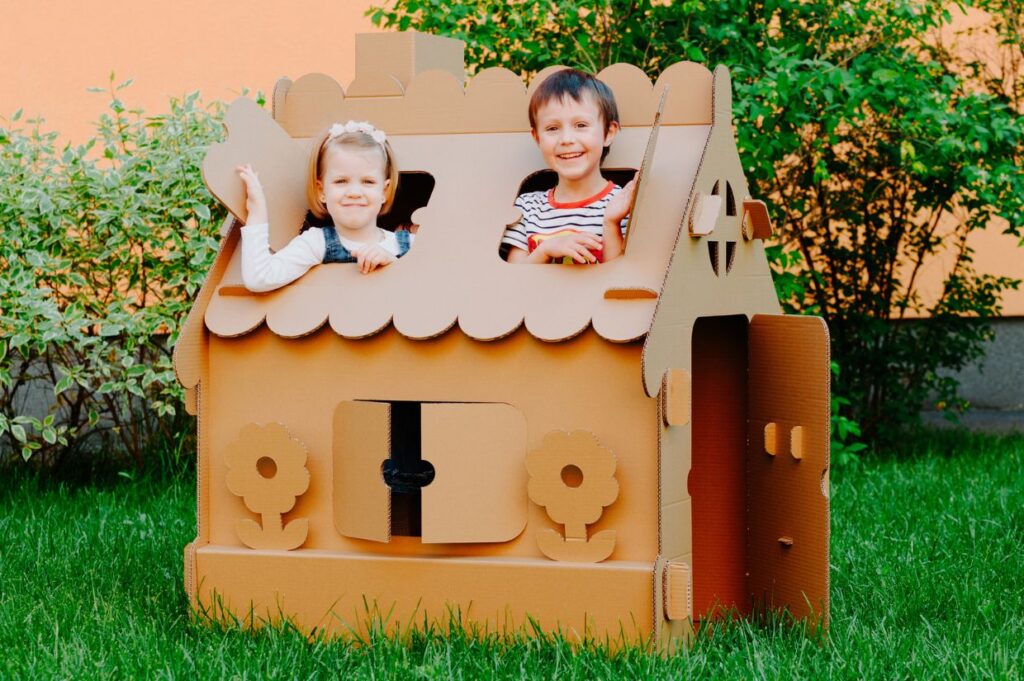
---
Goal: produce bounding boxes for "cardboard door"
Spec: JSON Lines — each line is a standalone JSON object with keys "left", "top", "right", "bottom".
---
{"left": 333, "top": 400, "right": 391, "bottom": 542}
{"left": 420, "top": 403, "right": 528, "bottom": 544}
{"left": 747, "top": 314, "right": 830, "bottom": 623}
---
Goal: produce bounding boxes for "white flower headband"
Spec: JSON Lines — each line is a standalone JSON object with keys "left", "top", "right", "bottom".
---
{"left": 327, "top": 120, "right": 387, "bottom": 145}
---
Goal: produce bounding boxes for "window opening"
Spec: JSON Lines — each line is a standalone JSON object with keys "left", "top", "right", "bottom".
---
{"left": 707, "top": 240, "right": 720, "bottom": 276}
{"left": 726, "top": 241, "right": 737, "bottom": 274}
{"left": 501, "top": 168, "right": 638, "bottom": 261}
{"left": 725, "top": 181, "right": 736, "bottom": 217}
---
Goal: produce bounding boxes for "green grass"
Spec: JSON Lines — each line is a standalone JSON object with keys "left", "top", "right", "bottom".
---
{"left": 2, "top": 430, "right": 1023, "bottom": 679}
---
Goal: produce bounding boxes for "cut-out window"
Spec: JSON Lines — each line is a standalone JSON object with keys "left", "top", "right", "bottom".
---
{"left": 710, "top": 180, "right": 720, "bottom": 195}
{"left": 726, "top": 241, "right": 737, "bottom": 274}
{"left": 725, "top": 181, "right": 736, "bottom": 217}
{"left": 501, "top": 168, "right": 638, "bottom": 262}
{"left": 707, "top": 240, "right": 720, "bottom": 276}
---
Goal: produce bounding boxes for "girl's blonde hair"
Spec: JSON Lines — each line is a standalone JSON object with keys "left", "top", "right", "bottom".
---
{"left": 306, "top": 124, "right": 399, "bottom": 220}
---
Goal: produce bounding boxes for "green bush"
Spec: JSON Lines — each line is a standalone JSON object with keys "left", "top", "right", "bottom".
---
{"left": 0, "top": 77, "right": 225, "bottom": 466}
{"left": 369, "top": 0, "right": 1024, "bottom": 443}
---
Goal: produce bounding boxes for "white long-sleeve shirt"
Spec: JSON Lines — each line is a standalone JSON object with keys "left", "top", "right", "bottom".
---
{"left": 240, "top": 223, "right": 407, "bottom": 292}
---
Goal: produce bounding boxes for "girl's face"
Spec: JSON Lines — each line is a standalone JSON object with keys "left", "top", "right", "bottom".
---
{"left": 316, "top": 145, "right": 390, "bottom": 232}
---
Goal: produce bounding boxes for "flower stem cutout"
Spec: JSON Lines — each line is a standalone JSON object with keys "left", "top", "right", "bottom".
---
{"left": 526, "top": 430, "right": 619, "bottom": 563}
{"left": 225, "top": 423, "right": 311, "bottom": 550}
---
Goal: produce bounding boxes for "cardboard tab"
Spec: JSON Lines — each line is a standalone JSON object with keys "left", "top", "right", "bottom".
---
{"left": 664, "top": 561, "right": 692, "bottom": 621}
{"left": 742, "top": 199, "right": 773, "bottom": 240}
{"left": 333, "top": 401, "right": 391, "bottom": 542}
{"left": 662, "top": 368, "right": 691, "bottom": 427}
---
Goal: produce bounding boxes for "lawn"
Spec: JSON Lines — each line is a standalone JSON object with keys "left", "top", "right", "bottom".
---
{"left": 1, "top": 430, "right": 1022, "bottom": 679}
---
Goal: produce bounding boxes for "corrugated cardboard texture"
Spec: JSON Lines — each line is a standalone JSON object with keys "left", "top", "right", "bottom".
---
{"left": 747, "top": 314, "right": 830, "bottom": 623}
{"left": 196, "top": 547, "right": 655, "bottom": 645}
{"left": 205, "top": 327, "right": 657, "bottom": 560}
{"left": 421, "top": 403, "right": 528, "bottom": 543}
{"left": 333, "top": 401, "right": 391, "bottom": 542}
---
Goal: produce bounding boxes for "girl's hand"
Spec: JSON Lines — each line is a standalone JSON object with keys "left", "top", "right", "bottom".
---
{"left": 236, "top": 164, "right": 269, "bottom": 225}
{"left": 354, "top": 243, "right": 397, "bottom": 274}
{"left": 536, "top": 232, "right": 603, "bottom": 264}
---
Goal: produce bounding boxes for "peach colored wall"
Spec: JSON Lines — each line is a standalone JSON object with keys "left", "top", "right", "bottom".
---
{"left": 0, "top": 0, "right": 378, "bottom": 141}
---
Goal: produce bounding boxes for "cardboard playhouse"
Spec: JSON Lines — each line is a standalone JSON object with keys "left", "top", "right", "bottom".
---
{"left": 172, "top": 31, "right": 830, "bottom": 650}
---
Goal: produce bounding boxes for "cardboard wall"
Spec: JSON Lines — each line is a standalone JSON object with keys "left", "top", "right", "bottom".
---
{"left": 205, "top": 326, "right": 659, "bottom": 562}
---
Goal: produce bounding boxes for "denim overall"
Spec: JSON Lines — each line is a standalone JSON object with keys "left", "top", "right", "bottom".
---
{"left": 322, "top": 226, "right": 413, "bottom": 263}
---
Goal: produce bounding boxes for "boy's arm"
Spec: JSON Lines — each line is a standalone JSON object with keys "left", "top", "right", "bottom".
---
{"left": 601, "top": 180, "right": 635, "bottom": 262}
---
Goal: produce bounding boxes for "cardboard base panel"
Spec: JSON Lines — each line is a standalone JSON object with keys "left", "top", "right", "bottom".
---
{"left": 195, "top": 546, "right": 657, "bottom": 645}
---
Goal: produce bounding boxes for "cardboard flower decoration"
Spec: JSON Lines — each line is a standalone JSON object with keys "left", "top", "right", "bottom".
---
{"left": 526, "top": 430, "right": 619, "bottom": 562}
{"left": 225, "top": 423, "right": 311, "bottom": 550}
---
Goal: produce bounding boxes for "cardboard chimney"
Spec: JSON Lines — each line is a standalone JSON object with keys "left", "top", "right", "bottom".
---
{"left": 173, "top": 31, "right": 830, "bottom": 650}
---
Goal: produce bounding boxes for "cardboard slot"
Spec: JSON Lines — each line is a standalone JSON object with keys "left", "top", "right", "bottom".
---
{"left": 691, "top": 315, "right": 750, "bottom": 618}
{"left": 725, "top": 181, "right": 736, "bottom": 216}
{"left": 725, "top": 241, "right": 737, "bottom": 275}
{"left": 604, "top": 288, "right": 658, "bottom": 300}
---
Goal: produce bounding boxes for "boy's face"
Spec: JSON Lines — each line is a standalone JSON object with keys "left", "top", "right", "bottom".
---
{"left": 532, "top": 92, "right": 619, "bottom": 184}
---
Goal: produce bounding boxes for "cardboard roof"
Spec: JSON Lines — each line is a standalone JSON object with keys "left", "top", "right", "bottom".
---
{"left": 175, "top": 48, "right": 780, "bottom": 398}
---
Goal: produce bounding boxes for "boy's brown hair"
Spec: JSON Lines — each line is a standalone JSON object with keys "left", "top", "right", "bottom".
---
{"left": 527, "top": 68, "right": 620, "bottom": 134}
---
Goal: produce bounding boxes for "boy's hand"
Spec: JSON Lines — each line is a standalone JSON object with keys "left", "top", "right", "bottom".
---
{"left": 535, "top": 232, "right": 603, "bottom": 264}
{"left": 604, "top": 179, "right": 636, "bottom": 227}
{"left": 599, "top": 179, "right": 635, "bottom": 262}
{"left": 236, "top": 164, "right": 269, "bottom": 225}
{"left": 354, "top": 243, "right": 397, "bottom": 274}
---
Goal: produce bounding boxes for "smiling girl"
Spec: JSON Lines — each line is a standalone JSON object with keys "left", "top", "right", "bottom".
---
{"left": 236, "top": 120, "right": 410, "bottom": 291}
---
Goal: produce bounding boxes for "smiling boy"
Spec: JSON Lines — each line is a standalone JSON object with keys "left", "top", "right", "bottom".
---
{"left": 503, "top": 68, "right": 635, "bottom": 264}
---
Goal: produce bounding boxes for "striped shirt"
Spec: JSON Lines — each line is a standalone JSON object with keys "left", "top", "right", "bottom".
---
{"left": 502, "top": 181, "right": 624, "bottom": 254}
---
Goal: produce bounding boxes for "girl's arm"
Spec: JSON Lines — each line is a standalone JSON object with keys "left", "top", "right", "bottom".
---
{"left": 240, "top": 224, "right": 326, "bottom": 292}
{"left": 236, "top": 164, "right": 326, "bottom": 292}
